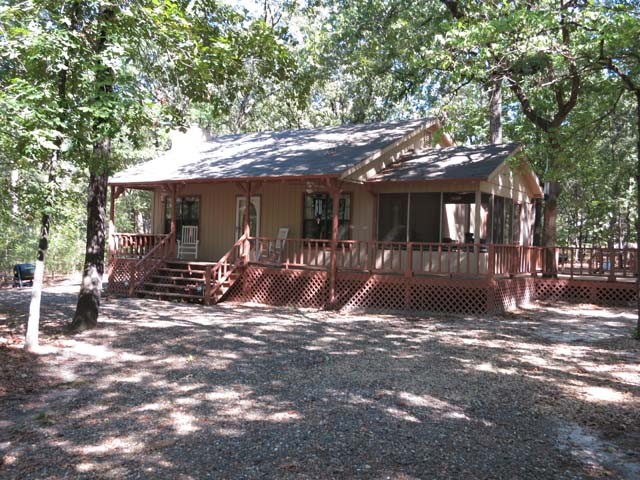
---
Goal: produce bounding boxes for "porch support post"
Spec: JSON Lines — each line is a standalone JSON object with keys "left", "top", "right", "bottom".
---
{"left": 328, "top": 179, "right": 341, "bottom": 308}
{"left": 243, "top": 181, "right": 252, "bottom": 264}
{"left": 170, "top": 184, "right": 177, "bottom": 257}
{"left": 108, "top": 185, "right": 116, "bottom": 276}
{"left": 474, "top": 189, "right": 482, "bottom": 244}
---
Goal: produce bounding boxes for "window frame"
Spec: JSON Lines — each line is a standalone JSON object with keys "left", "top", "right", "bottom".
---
{"left": 302, "top": 192, "right": 352, "bottom": 240}
{"left": 164, "top": 195, "right": 201, "bottom": 240}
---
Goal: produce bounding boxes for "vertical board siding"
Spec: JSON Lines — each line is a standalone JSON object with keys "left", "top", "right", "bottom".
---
{"left": 349, "top": 186, "right": 374, "bottom": 241}
{"left": 260, "top": 183, "right": 304, "bottom": 239}
{"left": 141, "top": 174, "right": 535, "bottom": 261}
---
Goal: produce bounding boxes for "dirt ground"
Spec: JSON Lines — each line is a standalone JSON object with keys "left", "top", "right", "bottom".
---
{"left": 0, "top": 284, "right": 639, "bottom": 479}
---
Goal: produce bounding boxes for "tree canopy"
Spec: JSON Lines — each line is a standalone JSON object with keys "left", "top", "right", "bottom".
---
{"left": 1, "top": 0, "right": 638, "bottom": 335}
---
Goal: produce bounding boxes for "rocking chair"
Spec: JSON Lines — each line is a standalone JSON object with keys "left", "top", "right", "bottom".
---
{"left": 177, "top": 225, "right": 199, "bottom": 259}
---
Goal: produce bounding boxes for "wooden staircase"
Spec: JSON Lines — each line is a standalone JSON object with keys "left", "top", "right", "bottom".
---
{"left": 137, "top": 260, "right": 243, "bottom": 303}
{"left": 134, "top": 236, "right": 246, "bottom": 304}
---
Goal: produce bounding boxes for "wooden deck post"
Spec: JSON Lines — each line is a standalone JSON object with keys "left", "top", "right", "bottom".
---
{"left": 404, "top": 243, "right": 413, "bottom": 309}
{"left": 607, "top": 247, "right": 616, "bottom": 282}
{"left": 108, "top": 185, "right": 116, "bottom": 275}
{"left": 204, "top": 265, "right": 212, "bottom": 305}
{"left": 170, "top": 184, "right": 177, "bottom": 257}
{"left": 108, "top": 186, "right": 126, "bottom": 276}
{"left": 474, "top": 189, "right": 482, "bottom": 244}
{"left": 488, "top": 244, "right": 495, "bottom": 280}
{"left": 328, "top": 179, "right": 341, "bottom": 307}
{"left": 243, "top": 181, "right": 252, "bottom": 264}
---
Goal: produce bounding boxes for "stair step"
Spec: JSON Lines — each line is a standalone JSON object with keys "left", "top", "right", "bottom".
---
{"left": 137, "top": 290, "right": 203, "bottom": 300}
{"left": 143, "top": 282, "right": 203, "bottom": 291}
{"left": 158, "top": 267, "right": 205, "bottom": 276}
{"left": 151, "top": 275, "right": 206, "bottom": 283}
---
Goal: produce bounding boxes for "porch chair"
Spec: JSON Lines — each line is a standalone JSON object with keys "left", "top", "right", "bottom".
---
{"left": 267, "top": 227, "right": 289, "bottom": 263}
{"left": 177, "top": 225, "right": 199, "bottom": 259}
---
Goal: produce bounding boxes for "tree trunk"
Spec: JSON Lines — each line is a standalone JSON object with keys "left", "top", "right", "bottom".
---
{"left": 533, "top": 198, "right": 542, "bottom": 246}
{"left": 69, "top": 5, "right": 115, "bottom": 332}
{"left": 24, "top": 213, "right": 50, "bottom": 351}
{"left": 542, "top": 181, "right": 561, "bottom": 276}
{"left": 489, "top": 76, "right": 503, "bottom": 144}
{"left": 70, "top": 158, "right": 109, "bottom": 331}
{"left": 635, "top": 91, "right": 640, "bottom": 337}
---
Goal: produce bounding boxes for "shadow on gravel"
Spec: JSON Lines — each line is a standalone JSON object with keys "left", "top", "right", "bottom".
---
{"left": 0, "top": 288, "right": 638, "bottom": 479}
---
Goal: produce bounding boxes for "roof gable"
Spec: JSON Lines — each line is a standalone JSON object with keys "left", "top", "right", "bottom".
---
{"left": 369, "top": 143, "right": 542, "bottom": 198}
{"left": 369, "top": 143, "right": 520, "bottom": 183}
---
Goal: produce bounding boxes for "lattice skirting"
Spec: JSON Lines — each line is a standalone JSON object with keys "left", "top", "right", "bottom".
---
{"left": 535, "top": 278, "right": 637, "bottom": 306}
{"left": 335, "top": 274, "right": 493, "bottom": 315}
{"left": 107, "top": 258, "right": 136, "bottom": 295}
{"left": 227, "top": 267, "right": 328, "bottom": 308}
{"left": 121, "top": 263, "right": 636, "bottom": 313}
{"left": 492, "top": 277, "right": 537, "bottom": 313}
{"left": 227, "top": 267, "right": 508, "bottom": 315}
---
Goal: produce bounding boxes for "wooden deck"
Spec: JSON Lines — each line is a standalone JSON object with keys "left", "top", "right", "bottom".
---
{"left": 107, "top": 233, "right": 638, "bottom": 312}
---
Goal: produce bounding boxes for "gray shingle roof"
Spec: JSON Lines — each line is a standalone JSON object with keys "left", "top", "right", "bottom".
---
{"left": 370, "top": 143, "right": 521, "bottom": 182}
{"left": 110, "top": 118, "right": 437, "bottom": 185}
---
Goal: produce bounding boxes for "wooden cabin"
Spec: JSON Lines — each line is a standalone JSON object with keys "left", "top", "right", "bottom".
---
{"left": 107, "top": 119, "right": 636, "bottom": 314}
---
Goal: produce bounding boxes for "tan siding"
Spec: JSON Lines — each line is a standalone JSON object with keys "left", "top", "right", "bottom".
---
{"left": 196, "top": 183, "right": 238, "bottom": 260}
{"left": 349, "top": 185, "right": 375, "bottom": 241}
{"left": 143, "top": 172, "right": 535, "bottom": 260}
{"left": 260, "top": 183, "right": 304, "bottom": 238}
{"left": 481, "top": 163, "right": 531, "bottom": 203}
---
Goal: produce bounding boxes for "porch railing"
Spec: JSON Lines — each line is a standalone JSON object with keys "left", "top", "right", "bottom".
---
{"left": 110, "top": 233, "right": 638, "bottom": 282}
{"left": 128, "top": 232, "right": 174, "bottom": 295}
{"left": 204, "top": 234, "right": 246, "bottom": 304}
{"left": 248, "top": 237, "right": 638, "bottom": 280}
{"left": 544, "top": 246, "right": 638, "bottom": 279}
{"left": 249, "top": 237, "right": 549, "bottom": 278}
{"left": 113, "top": 233, "right": 169, "bottom": 258}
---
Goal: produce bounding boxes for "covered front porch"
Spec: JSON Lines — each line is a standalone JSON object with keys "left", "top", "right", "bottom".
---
{"left": 108, "top": 225, "right": 638, "bottom": 313}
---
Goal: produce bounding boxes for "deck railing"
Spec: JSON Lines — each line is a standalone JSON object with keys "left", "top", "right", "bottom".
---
{"left": 249, "top": 237, "right": 549, "bottom": 278}
{"left": 544, "top": 246, "right": 637, "bottom": 279}
{"left": 112, "top": 233, "right": 168, "bottom": 258}
{"left": 110, "top": 233, "right": 638, "bottom": 281}
{"left": 204, "top": 234, "right": 246, "bottom": 304}
{"left": 128, "top": 232, "right": 174, "bottom": 295}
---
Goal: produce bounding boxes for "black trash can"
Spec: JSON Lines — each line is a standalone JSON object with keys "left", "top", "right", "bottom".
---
{"left": 13, "top": 263, "right": 35, "bottom": 288}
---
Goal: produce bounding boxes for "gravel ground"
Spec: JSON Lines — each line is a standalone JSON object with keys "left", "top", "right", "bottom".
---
{"left": 0, "top": 284, "right": 639, "bottom": 479}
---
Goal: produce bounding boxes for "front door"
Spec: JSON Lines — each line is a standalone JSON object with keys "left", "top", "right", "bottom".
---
{"left": 235, "top": 196, "right": 261, "bottom": 240}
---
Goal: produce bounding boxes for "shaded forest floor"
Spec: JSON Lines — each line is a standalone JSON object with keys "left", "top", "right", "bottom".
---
{"left": 0, "top": 284, "right": 639, "bottom": 479}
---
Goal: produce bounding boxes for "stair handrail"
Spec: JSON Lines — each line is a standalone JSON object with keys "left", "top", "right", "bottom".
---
{"left": 206, "top": 233, "right": 247, "bottom": 302}
{"left": 129, "top": 232, "right": 174, "bottom": 295}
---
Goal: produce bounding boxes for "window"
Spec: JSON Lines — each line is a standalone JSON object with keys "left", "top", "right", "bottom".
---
{"left": 165, "top": 196, "right": 200, "bottom": 240}
{"left": 303, "top": 193, "right": 351, "bottom": 240}
{"left": 410, "top": 193, "right": 441, "bottom": 242}
{"left": 492, "top": 196, "right": 505, "bottom": 244}
{"left": 491, "top": 196, "right": 518, "bottom": 244}
{"left": 512, "top": 203, "right": 521, "bottom": 243}
{"left": 378, "top": 193, "right": 441, "bottom": 242}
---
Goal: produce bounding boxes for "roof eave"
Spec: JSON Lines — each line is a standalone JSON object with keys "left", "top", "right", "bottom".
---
{"left": 108, "top": 172, "right": 343, "bottom": 189}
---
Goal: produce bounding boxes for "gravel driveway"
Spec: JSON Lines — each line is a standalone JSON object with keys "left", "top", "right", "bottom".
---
{"left": 1, "top": 284, "right": 639, "bottom": 479}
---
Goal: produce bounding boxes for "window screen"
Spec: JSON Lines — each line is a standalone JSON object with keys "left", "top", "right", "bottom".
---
{"left": 409, "top": 193, "right": 440, "bottom": 242}
{"left": 378, "top": 194, "right": 408, "bottom": 242}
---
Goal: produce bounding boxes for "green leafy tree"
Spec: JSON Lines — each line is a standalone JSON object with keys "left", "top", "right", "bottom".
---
{"left": 1, "top": 0, "right": 301, "bottom": 340}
